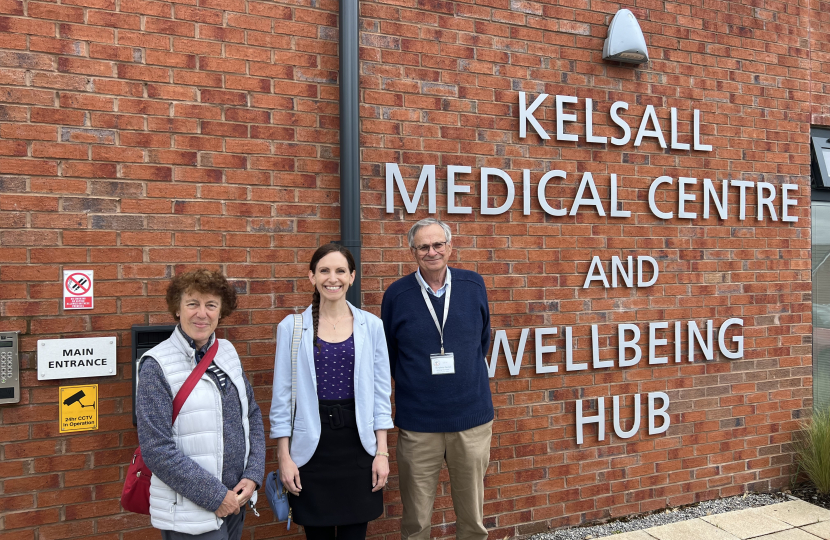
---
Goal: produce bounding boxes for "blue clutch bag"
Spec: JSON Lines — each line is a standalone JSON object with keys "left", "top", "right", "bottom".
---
{"left": 265, "top": 470, "right": 291, "bottom": 528}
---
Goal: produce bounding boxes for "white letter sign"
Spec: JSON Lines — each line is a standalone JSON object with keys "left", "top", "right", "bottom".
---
{"left": 39, "top": 337, "right": 117, "bottom": 380}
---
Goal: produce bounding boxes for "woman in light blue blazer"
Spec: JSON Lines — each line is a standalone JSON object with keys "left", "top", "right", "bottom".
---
{"left": 269, "top": 243, "right": 394, "bottom": 540}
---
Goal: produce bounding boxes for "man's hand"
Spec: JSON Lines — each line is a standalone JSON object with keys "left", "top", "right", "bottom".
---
{"left": 233, "top": 478, "right": 257, "bottom": 506}
{"left": 215, "top": 490, "right": 241, "bottom": 517}
{"left": 279, "top": 455, "right": 302, "bottom": 496}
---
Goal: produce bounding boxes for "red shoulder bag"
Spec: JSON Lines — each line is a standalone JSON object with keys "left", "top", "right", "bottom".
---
{"left": 121, "top": 339, "right": 219, "bottom": 514}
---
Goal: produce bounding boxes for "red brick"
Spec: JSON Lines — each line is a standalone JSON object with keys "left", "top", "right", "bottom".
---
{"left": 4, "top": 474, "right": 60, "bottom": 494}
{"left": 37, "top": 520, "right": 94, "bottom": 540}
{"left": 0, "top": 15, "right": 56, "bottom": 36}
{"left": 60, "top": 93, "right": 115, "bottom": 111}
{"left": 120, "top": 0, "right": 169, "bottom": 17}
{"left": 120, "top": 132, "right": 171, "bottom": 148}
{"left": 0, "top": 0, "right": 23, "bottom": 15}
{"left": 59, "top": 22, "right": 113, "bottom": 42}
{"left": 0, "top": 195, "right": 58, "bottom": 211}
{"left": 32, "top": 142, "right": 88, "bottom": 160}
{"left": 31, "top": 107, "right": 85, "bottom": 125}
{"left": 0, "top": 494, "right": 35, "bottom": 513}
{"left": 145, "top": 17, "right": 194, "bottom": 37}
{"left": 87, "top": 10, "right": 141, "bottom": 29}
{"left": 5, "top": 508, "right": 60, "bottom": 529}
{"left": 58, "top": 57, "right": 113, "bottom": 77}
{"left": 116, "top": 64, "right": 169, "bottom": 82}
{"left": 63, "top": 231, "right": 117, "bottom": 245}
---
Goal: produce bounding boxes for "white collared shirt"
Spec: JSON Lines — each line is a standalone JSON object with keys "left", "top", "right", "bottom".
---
{"left": 416, "top": 267, "right": 451, "bottom": 297}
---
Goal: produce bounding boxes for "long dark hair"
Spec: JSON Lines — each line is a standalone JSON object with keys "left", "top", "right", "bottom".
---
{"left": 309, "top": 243, "right": 356, "bottom": 350}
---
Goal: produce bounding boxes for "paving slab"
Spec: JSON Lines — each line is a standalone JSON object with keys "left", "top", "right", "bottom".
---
{"left": 749, "top": 529, "right": 822, "bottom": 540}
{"left": 759, "top": 501, "right": 830, "bottom": 527}
{"left": 645, "top": 518, "right": 740, "bottom": 540}
{"left": 702, "top": 507, "right": 792, "bottom": 539}
{"left": 802, "top": 521, "right": 830, "bottom": 540}
{"left": 596, "top": 530, "right": 656, "bottom": 540}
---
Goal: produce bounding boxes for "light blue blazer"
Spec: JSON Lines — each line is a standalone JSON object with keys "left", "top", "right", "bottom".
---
{"left": 269, "top": 302, "right": 394, "bottom": 467}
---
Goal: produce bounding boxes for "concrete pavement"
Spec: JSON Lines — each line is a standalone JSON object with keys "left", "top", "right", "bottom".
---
{"left": 597, "top": 500, "right": 830, "bottom": 540}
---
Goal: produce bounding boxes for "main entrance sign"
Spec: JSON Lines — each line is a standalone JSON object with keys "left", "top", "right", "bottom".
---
{"left": 38, "top": 337, "right": 117, "bottom": 380}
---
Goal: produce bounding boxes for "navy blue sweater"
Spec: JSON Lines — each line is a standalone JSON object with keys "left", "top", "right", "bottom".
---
{"left": 381, "top": 268, "right": 494, "bottom": 432}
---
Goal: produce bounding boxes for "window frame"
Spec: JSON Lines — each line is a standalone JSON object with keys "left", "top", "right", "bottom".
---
{"left": 811, "top": 126, "right": 830, "bottom": 190}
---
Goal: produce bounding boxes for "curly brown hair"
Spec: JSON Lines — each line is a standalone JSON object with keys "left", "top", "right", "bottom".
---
{"left": 165, "top": 269, "right": 238, "bottom": 321}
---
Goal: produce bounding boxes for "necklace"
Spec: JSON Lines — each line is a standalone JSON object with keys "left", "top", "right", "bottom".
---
{"left": 321, "top": 312, "right": 349, "bottom": 330}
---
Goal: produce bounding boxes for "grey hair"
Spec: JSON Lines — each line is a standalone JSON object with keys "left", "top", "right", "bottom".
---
{"left": 407, "top": 218, "right": 452, "bottom": 248}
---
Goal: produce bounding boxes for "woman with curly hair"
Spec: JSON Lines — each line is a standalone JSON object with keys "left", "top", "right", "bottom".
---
{"left": 136, "top": 269, "right": 265, "bottom": 540}
{"left": 269, "top": 243, "right": 393, "bottom": 540}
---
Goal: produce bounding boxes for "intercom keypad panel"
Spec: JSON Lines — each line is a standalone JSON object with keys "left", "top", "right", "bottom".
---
{"left": 0, "top": 332, "right": 20, "bottom": 404}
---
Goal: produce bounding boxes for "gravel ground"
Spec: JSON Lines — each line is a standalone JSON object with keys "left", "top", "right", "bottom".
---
{"left": 531, "top": 492, "right": 790, "bottom": 540}
{"left": 792, "top": 485, "right": 830, "bottom": 510}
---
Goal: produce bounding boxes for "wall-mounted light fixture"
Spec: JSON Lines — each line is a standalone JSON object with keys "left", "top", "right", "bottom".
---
{"left": 602, "top": 9, "right": 649, "bottom": 64}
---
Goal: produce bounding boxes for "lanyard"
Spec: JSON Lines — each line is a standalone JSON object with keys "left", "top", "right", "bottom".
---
{"left": 415, "top": 271, "right": 451, "bottom": 354}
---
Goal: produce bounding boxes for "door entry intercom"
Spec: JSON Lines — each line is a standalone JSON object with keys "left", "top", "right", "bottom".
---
{"left": 0, "top": 332, "right": 20, "bottom": 404}
{"left": 131, "top": 325, "right": 175, "bottom": 425}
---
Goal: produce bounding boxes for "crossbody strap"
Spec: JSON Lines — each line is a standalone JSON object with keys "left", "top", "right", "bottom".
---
{"left": 172, "top": 337, "right": 219, "bottom": 425}
{"left": 289, "top": 314, "right": 302, "bottom": 439}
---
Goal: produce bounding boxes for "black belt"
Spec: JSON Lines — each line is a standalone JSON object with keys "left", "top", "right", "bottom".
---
{"left": 319, "top": 403, "right": 356, "bottom": 429}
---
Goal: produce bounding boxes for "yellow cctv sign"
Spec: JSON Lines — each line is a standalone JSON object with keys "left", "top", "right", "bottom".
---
{"left": 59, "top": 384, "right": 98, "bottom": 433}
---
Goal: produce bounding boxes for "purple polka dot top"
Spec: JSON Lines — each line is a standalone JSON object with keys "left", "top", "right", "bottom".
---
{"left": 314, "top": 334, "right": 355, "bottom": 400}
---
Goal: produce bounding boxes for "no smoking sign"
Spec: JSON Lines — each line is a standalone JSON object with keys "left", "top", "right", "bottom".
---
{"left": 63, "top": 270, "right": 94, "bottom": 310}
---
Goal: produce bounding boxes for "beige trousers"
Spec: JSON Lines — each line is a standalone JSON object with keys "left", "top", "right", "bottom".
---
{"left": 397, "top": 421, "right": 493, "bottom": 540}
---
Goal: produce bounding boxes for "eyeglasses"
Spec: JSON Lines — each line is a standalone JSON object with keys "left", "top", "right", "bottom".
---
{"left": 413, "top": 242, "right": 448, "bottom": 254}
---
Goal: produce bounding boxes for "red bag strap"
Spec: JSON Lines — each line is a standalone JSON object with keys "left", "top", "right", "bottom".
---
{"left": 172, "top": 338, "right": 219, "bottom": 424}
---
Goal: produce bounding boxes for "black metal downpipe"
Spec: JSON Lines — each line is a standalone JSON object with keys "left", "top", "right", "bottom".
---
{"left": 339, "top": 0, "right": 361, "bottom": 307}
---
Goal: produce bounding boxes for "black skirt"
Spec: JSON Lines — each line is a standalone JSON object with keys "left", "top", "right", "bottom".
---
{"left": 288, "top": 399, "right": 383, "bottom": 527}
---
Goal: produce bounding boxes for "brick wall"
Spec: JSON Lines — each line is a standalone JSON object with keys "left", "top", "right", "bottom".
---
{"left": 0, "top": 0, "right": 823, "bottom": 538}
{"left": 358, "top": 0, "right": 820, "bottom": 534}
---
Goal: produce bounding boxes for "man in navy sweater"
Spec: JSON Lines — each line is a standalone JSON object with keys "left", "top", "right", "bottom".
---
{"left": 381, "top": 218, "right": 494, "bottom": 540}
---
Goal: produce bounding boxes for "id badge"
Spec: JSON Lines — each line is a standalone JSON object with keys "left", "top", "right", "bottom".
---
{"left": 430, "top": 352, "right": 455, "bottom": 375}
